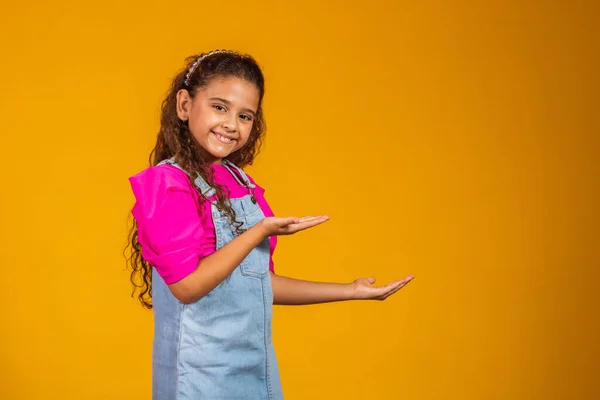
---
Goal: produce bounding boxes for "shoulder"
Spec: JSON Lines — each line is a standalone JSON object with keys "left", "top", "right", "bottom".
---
{"left": 129, "top": 164, "right": 196, "bottom": 212}
{"left": 129, "top": 164, "right": 191, "bottom": 192}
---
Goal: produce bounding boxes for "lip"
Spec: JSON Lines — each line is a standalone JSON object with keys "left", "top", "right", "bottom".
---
{"left": 211, "top": 131, "right": 236, "bottom": 144}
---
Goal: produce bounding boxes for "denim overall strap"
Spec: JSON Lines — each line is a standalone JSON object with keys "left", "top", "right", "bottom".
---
{"left": 157, "top": 158, "right": 216, "bottom": 198}
{"left": 223, "top": 160, "right": 256, "bottom": 189}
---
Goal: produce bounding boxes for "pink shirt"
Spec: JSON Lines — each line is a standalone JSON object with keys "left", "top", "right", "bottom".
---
{"left": 129, "top": 164, "right": 277, "bottom": 284}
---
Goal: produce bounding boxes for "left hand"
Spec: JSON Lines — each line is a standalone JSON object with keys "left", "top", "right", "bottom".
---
{"left": 350, "top": 275, "right": 414, "bottom": 300}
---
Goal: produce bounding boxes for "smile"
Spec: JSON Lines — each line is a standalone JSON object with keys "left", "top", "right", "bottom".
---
{"left": 212, "top": 131, "right": 235, "bottom": 144}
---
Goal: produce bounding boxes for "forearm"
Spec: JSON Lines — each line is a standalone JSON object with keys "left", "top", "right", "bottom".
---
{"left": 168, "top": 225, "right": 265, "bottom": 304}
{"left": 271, "top": 272, "right": 354, "bottom": 305}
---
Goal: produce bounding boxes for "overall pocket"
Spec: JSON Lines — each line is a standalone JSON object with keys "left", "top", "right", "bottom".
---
{"left": 239, "top": 207, "right": 270, "bottom": 278}
{"left": 213, "top": 198, "right": 269, "bottom": 278}
{"left": 239, "top": 237, "right": 270, "bottom": 278}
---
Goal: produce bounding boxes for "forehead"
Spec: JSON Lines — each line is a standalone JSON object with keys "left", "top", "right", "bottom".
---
{"left": 198, "top": 76, "right": 260, "bottom": 109}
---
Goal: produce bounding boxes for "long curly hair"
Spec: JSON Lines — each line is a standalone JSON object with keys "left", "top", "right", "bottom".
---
{"left": 126, "top": 51, "right": 266, "bottom": 309}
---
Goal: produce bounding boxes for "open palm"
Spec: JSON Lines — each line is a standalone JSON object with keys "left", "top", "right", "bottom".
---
{"left": 260, "top": 215, "right": 329, "bottom": 236}
{"left": 351, "top": 275, "right": 414, "bottom": 300}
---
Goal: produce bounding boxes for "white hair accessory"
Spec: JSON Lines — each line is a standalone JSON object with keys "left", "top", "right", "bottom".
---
{"left": 184, "top": 49, "right": 237, "bottom": 87}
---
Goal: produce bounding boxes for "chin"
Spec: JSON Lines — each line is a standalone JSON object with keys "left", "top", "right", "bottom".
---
{"left": 206, "top": 149, "right": 235, "bottom": 162}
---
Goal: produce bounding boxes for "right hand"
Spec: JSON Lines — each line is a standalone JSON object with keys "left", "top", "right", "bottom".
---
{"left": 257, "top": 216, "right": 329, "bottom": 237}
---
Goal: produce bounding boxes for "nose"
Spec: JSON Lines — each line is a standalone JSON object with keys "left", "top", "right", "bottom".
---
{"left": 222, "top": 113, "right": 237, "bottom": 132}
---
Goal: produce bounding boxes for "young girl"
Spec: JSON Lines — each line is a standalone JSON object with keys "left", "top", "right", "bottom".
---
{"left": 127, "top": 50, "right": 414, "bottom": 400}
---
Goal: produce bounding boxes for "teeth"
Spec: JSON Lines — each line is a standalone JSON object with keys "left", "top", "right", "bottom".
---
{"left": 214, "top": 132, "right": 232, "bottom": 143}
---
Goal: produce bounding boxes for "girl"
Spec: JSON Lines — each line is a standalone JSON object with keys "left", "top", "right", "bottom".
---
{"left": 126, "top": 50, "right": 414, "bottom": 400}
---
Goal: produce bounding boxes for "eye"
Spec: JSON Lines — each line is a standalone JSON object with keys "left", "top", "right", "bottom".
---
{"left": 239, "top": 114, "right": 253, "bottom": 121}
{"left": 212, "top": 104, "right": 226, "bottom": 112}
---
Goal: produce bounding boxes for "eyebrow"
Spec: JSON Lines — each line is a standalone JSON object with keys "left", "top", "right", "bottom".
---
{"left": 209, "top": 97, "right": 257, "bottom": 116}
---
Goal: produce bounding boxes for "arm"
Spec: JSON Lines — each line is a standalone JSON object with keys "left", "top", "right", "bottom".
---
{"left": 169, "top": 224, "right": 266, "bottom": 304}
{"left": 271, "top": 273, "right": 353, "bottom": 305}
{"left": 169, "top": 216, "right": 329, "bottom": 304}
{"left": 271, "top": 272, "right": 415, "bottom": 306}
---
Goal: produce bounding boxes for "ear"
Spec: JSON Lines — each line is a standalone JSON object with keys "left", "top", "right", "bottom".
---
{"left": 176, "top": 89, "right": 193, "bottom": 121}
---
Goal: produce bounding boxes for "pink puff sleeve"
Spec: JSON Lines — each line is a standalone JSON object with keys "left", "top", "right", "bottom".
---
{"left": 129, "top": 165, "right": 204, "bottom": 284}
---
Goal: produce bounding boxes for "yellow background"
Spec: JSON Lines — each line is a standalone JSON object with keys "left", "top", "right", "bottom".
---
{"left": 1, "top": 1, "right": 598, "bottom": 399}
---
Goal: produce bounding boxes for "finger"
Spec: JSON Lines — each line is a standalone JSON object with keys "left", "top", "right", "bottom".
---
{"left": 366, "top": 277, "right": 376, "bottom": 285}
{"left": 382, "top": 279, "right": 403, "bottom": 289}
{"left": 299, "top": 215, "right": 329, "bottom": 223}
{"left": 291, "top": 216, "right": 329, "bottom": 231}
{"left": 382, "top": 278, "right": 413, "bottom": 299}
{"left": 390, "top": 276, "right": 414, "bottom": 290}
{"left": 387, "top": 282, "right": 407, "bottom": 296}
{"left": 372, "top": 280, "right": 407, "bottom": 299}
{"left": 278, "top": 217, "right": 300, "bottom": 226}
{"left": 381, "top": 285, "right": 404, "bottom": 300}
{"left": 386, "top": 275, "right": 414, "bottom": 286}
{"left": 381, "top": 281, "right": 404, "bottom": 294}
{"left": 300, "top": 217, "right": 329, "bottom": 229}
{"left": 369, "top": 285, "right": 395, "bottom": 299}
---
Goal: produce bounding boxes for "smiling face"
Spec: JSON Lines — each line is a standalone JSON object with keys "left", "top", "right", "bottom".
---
{"left": 176, "top": 76, "right": 260, "bottom": 164}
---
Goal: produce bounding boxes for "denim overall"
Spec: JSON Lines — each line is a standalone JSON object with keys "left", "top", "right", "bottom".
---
{"left": 151, "top": 158, "right": 283, "bottom": 400}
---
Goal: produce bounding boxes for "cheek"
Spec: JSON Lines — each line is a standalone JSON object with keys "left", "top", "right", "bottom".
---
{"left": 238, "top": 123, "right": 254, "bottom": 146}
{"left": 188, "top": 110, "right": 217, "bottom": 134}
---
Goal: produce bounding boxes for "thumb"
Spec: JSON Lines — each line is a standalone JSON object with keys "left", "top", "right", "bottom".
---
{"left": 366, "top": 276, "right": 376, "bottom": 284}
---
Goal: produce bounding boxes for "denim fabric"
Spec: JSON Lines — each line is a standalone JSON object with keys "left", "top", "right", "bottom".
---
{"left": 151, "top": 159, "right": 282, "bottom": 399}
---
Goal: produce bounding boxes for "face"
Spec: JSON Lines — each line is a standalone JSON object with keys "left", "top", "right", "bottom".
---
{"left": 176, "top": 76, "right": 260, "bottom": 164}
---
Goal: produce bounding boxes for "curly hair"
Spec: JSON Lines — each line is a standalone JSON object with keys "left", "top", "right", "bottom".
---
{"left": 125, "top": 51, "right": 266, "bottom": 308}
